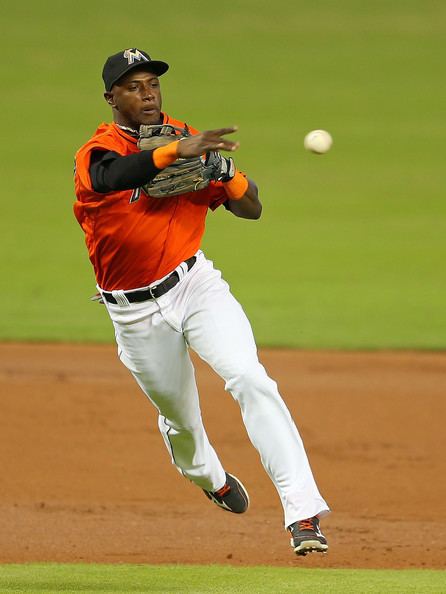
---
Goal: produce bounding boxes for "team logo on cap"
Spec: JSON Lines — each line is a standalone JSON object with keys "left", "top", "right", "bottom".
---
{"left": 123, "top": 49, "right": 149, "bottom": 65}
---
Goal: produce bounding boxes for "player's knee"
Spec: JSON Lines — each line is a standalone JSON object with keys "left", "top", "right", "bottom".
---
{"left": 225, "top": 364, "right": 279, "bottom": 402}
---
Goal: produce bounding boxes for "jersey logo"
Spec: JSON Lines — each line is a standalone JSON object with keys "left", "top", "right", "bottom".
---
{"left": 123, "top": 49, "right": 149, "bottom": 65}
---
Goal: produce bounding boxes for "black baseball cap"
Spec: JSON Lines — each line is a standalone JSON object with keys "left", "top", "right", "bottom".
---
{"left": 102, "top": 48, "right": 169, "bottom": 91}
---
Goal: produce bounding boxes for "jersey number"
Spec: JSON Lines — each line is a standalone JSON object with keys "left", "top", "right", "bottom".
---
{"left": 130, "top": 187, "right": 148, "bottom": 203}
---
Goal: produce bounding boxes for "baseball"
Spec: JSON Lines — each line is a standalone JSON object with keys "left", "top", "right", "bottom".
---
{"left": 304, "top": 129, "right": 333, "bottom": 154}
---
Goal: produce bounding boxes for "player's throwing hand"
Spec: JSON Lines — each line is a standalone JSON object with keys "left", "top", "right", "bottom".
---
{"left": 177, "top": 127, "right": 240, "bottom": 158}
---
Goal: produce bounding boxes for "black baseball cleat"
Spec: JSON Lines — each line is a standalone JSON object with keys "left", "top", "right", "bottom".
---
{"left": 203, "top": 473, "right": 249, "bottom": 514}
{"left": 288, "top": 516, "right": 328, "bottom": 556}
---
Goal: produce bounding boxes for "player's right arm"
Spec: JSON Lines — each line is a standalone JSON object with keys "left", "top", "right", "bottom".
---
{"left": 90, "top": 127, "right": 240, "bottom": 193}
{"left": 90, "top": 150, "right": 162, "bottom": 193}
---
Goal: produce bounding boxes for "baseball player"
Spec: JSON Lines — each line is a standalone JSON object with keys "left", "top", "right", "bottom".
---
{"left": 73, "top": 48, "right": 329, "bottom": 556}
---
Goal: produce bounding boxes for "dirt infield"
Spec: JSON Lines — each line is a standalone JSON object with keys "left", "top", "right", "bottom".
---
{"left": 0, "top": 343, "right": 445, "bottom": 569}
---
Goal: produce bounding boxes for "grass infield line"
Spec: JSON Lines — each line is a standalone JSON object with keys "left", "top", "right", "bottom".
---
{"left": 0, "top": 564, "right": 444, "bottom": 593}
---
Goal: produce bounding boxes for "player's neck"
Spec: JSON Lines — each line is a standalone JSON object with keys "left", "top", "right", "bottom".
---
{"left": 113, "top": 112, "right": 163, "bottom": 133}
{"left": 116, "top": 123, "right": 139, "bottom": 136}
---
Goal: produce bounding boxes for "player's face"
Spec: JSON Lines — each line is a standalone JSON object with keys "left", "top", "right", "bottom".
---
{"left": 106, "top": 68, "right": 163, "bottom": 128}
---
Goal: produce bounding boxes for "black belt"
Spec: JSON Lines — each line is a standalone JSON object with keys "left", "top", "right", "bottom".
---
{"left": 102, "top": 256, "right": 196, "bottom": 304}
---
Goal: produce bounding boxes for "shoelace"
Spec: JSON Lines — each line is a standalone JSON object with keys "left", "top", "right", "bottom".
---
{"left": 214, "top": 483, "right": 231, "bottom": 497}
{"left": 298, "top": 518, "right": 316, "bottom": 532}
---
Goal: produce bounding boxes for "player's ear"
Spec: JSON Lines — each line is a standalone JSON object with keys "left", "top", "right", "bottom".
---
{"left": 104, "top": 92, "right": 117, "bottom": 108}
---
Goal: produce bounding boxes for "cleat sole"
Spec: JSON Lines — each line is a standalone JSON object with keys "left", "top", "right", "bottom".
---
{"left": 293, "top": 540, "right": 328, "bottom": 556}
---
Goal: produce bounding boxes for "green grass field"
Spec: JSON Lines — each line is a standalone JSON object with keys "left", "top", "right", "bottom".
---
{"left": 0, "top": 564, "right": 444, "bottom": 594}
{"left": 2, "top": 0, "right": 445, "bottom": 347}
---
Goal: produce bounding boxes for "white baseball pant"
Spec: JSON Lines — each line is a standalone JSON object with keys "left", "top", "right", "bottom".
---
{"left": 100, "top": 251, "right": 329, "bottom": 527}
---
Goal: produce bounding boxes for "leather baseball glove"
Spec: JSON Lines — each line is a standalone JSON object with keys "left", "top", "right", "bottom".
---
{"left": 138, "top": 124, "right": 234, "bottom": 198}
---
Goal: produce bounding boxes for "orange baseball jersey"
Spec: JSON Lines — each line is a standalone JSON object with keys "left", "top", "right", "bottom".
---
{"left": 74, "top": 114, "right": 227, "bottom": 291}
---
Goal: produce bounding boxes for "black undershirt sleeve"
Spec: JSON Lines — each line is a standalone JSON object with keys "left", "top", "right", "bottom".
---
{"left": 89, "top": 150, "right": 162, "bottom": 193}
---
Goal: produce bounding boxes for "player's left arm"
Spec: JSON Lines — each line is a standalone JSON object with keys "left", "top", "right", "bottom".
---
{"left": 225, "top": 178, "right": 262, "bottom": 220}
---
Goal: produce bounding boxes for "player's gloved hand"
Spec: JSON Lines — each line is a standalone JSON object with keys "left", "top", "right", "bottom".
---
{"left": 205, "top": 152, "right": 236, "bottom": 182}
{"left": 138, "top": 124, "right": 240, "bottom": 198}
